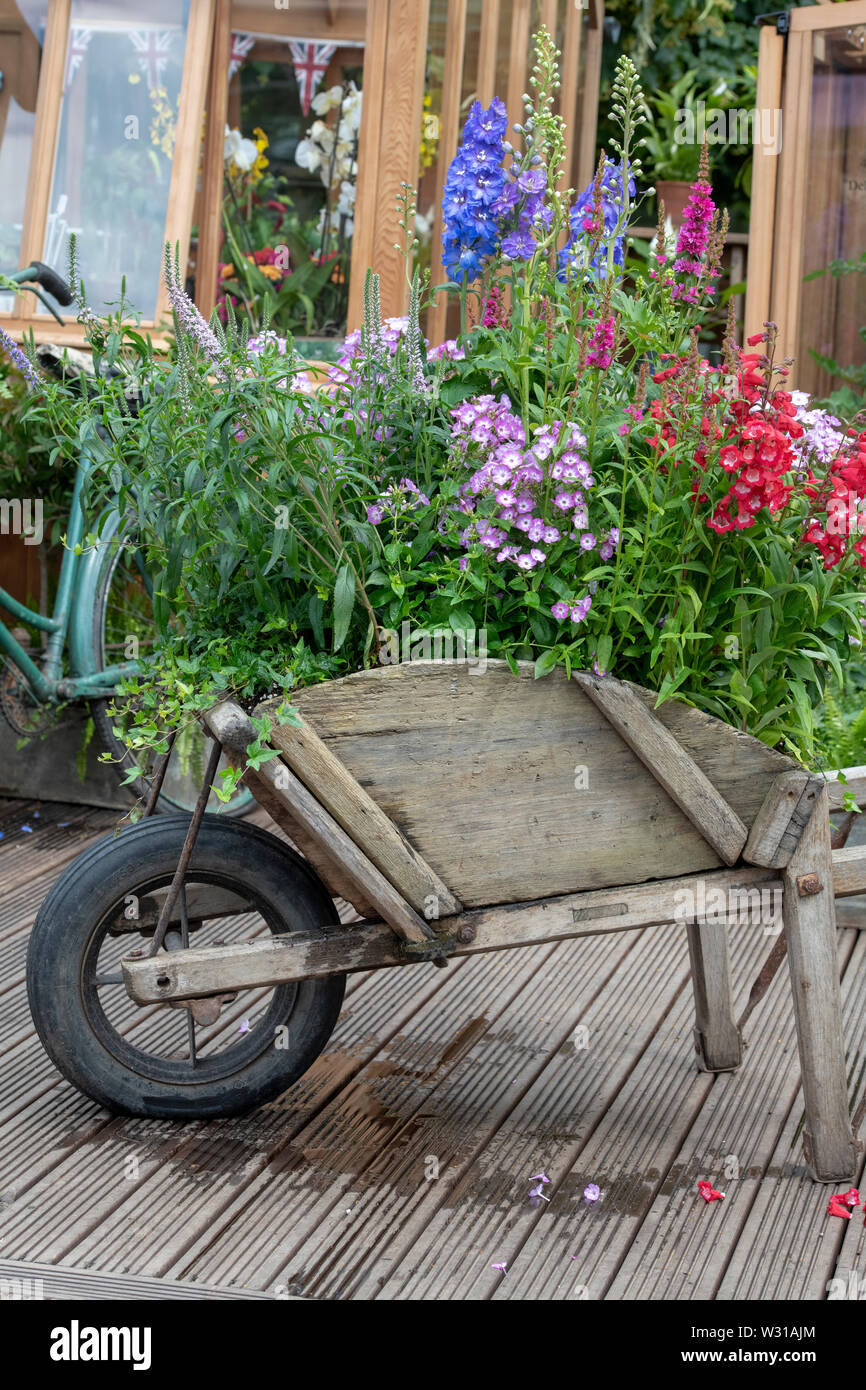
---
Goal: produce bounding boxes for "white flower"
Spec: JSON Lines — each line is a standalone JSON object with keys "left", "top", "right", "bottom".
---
{"left": 224, "top": 125, "right": 258, "bottom": 170}
{"left": 415, "top": 204, "right": 434, "bottom": 244}
{"left": 311, "top": 85, "right": 344, "bottom": 116}
{"left": 294, "top": 138, "right": 322, "bottom": 173}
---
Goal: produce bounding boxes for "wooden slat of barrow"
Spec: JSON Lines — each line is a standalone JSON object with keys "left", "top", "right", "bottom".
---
{"left": 255, "top": 701, "right": 461, "bottom": 918}
{"left": 8, "top": 961, "right": 464, "bottom": 1277}
{"left": 292, "top": 663, "right": 794, "bottom": 908}
{"left": 489, "top": 919, "right": 796, "bottom": 1301}
{"left": 716, "top": 930, "right": 866, "bottom": 1301}
{"left": 743, "top": 770, "right": 824, "bottom": 869}
{"left": 606, "top": 929, "right": 860, "bottom": 1301}
{"left": 206, "top": 702, "right": 432, "bottom": 941}
{"left": 174, "top": 938, "right": 593, "bottom": 1291}
{"left": 573, "top": 672, "right": 748, "bottom": 865}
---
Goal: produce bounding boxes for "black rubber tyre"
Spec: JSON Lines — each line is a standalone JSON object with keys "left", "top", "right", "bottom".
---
{"left": 26, "top": 815, "right": 346, "bottom": 1119}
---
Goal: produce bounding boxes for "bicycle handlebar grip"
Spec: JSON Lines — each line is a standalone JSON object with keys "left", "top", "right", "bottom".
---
{"left": 29, "top": 261, "right": 74, "bottom": 307}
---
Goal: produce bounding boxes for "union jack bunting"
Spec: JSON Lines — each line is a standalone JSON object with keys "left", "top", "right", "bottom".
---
{"left": 288, "top": 41, "right": 336, "bottom": 114}
{"left": 64, "top": 26, "right": 93, "bottom": 90}
{"left": 129, "top": 29, "right": 175, "bottom": 93}
{"left": 228, "top": 32, "right": 256, "bottom": 81}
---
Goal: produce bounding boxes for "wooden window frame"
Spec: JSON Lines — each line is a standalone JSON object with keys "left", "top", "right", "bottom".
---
{"left": 1, "top": 0, "right": 216, "bottom": 346}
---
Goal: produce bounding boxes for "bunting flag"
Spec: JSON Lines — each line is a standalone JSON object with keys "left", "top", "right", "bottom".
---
{"left": 228, "top": 32, "right": 256, "bottom": 81}
{"left": 64, "top": 26, "right": 93, "bottom": 90}
{"left": 129, "top": 29, "right": 175, "bottom": 92}
{"left": 288, "top": 41, "right": 336, "bottom": 114}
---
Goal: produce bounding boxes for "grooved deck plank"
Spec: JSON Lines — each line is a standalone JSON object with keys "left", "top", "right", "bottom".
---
{"left": 0, "top": 1256, "right": 278, "bottom": 1299}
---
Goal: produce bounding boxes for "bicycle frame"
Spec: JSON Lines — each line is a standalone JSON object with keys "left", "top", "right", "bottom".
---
{"left": 0, "top": 435, "right": 140, "bottom": 705}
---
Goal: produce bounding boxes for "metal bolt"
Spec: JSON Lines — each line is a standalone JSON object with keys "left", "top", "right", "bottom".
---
{"left": 156, "top": 974, "right": 171, "bottom": 988}
{"left": 796, "top": 873, "right": 822, "bottom": 897}
{"left": 456, "top": 924, "right": 476, "bottom": 944}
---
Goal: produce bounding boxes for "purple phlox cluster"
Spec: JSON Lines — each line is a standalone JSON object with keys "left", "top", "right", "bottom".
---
{"left": 441, "top": 99, "right": 508, "bottom": 281}
{"left": 584, "top": 1182, "right": 601, "bottom": 1205}
{"left": 427, "top": 338, "right": 466, "bottom": 364}
{"left": 789, "top": 391, "right": 846, "bottom": 469}
{"left": 529, "top": 1169, "right": 551, "bottom": 1207}
{"left": 367, "top": 476, "right": 430, "bottom": 526}
{"left": 497, "top": 163, "right": 553, "bottom": 263}
{"left": 559, "top": 157, "right": 635, "bottom": 281}
{"left": 0, "top": 324, "right": 43, "bottom": 393}
{"left": 671, "top": 173, "right": 716, "bottom": 305}
{"left": 248, "top": 330, "right": 288, "bottom": 356}
{"left": 449, "top": 395, "right": 603, "bottom": 577}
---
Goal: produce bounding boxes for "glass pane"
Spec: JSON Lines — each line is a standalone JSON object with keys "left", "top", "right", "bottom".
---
{"left": 0, "top": 0, "right": 44, "bottom": 312}
{"left": 221, "top": 2, "right": 367, "bottom": 346}
{"left": 39, "top": 0, "right": 189, "bottom": 321}
{"left": 796, "top": 24, "right": 866, "bottom": 399}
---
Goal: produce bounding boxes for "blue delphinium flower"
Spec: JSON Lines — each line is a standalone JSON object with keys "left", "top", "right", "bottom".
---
{"left": 442, "top": 99, "right": 508, "bottom": 282}
{"left": 558, "top": 157, "right": 636, "bottom": 280}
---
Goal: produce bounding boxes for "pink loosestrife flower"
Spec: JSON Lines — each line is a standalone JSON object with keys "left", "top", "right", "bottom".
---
{"left": 671, "top": 172, "right": 716, "bottom": 305}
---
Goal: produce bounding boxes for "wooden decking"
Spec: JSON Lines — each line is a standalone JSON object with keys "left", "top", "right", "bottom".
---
{"left": 1, "top": 794, "right": 864, "bottom": 1301}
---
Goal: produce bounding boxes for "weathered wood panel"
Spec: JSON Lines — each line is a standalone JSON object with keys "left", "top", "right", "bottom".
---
{"left": 290, "top": 662, "right": 796, "bottom": 908}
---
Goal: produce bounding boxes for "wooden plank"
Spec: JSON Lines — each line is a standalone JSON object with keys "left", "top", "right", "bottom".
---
{"left": 153, "top": 0, "right": 216, "bottom": 330}
{"left": 255, "top": 701, "right": 461, "bottom": 918}
{"left": 426, "top": 0, "right": 467, "bottom": 347}
{"left": 743, "top": 769, "right": 824, "bottom": 868}
{"left": 477, "top": 0, "right": 501, "bottom": 106}
{"left": 17, "top": 0, "right": 71, "bottom": 314}
{"left": 791, "top": 0, "right": 866, "bottom": 30}
{"left": 122, "top": 862, "right": 786, "bottom": 1001}
{"left": 782, "top": 786, "right": 859, "bottom": 1180}
{"left": 195, "top": 0, "right": 232, "bottom": 318}
{"left": 291, "top": 662, "right": 794, "bottom": 908}
{"left": 506, "top": 0, "right": 532, "bottom": 141}
{"left": 686, "top": 920, "right": 741, "bottom": 1072}
{"left": 0, "top": 1257, "right": 277, "bottom": 1300}
{"left": 744, "top": 22, "right": 784, "bottom": 342}
{"left": 770, "top": 29, "right": 812, "bottom": 377}
{"left": 573, "top": 671, "right": 748, "bottom": 866}
{"left": 825, "top": 765, "right": 866, "bottom": 811}
{"left": 346, "top": 0, "right": 388, "bottom": 331}
{"left": 229, "top": 3, "right": 367, "bottom": 41}
{"left": 575, "top": 0, "right": 603, "bottom": 190}
{"left": 559, "top": 0, "right": 583, "bottom": 192}
{"left": 204, "top": 701, "right": 433, "bottom": 944}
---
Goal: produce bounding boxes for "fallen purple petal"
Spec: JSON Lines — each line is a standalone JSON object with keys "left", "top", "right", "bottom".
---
{"left": 491, "top": 1261, "right": 507, "bottom": 1274}
{"left": 237, "top": 1019, "right": 252, "bottom": 1034}
{"left": 20, "top": 825, "right": 32, "bottom": 834}
{"left": 584, "top": 1183, "right": 601, "bottom": 1204}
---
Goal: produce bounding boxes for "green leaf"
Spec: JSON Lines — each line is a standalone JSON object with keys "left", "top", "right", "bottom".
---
{"left": 534, "top": 649, "right": 558, "bottom": 679}
{"left": 332, "top": 563, "right": 356, "bottom": 651}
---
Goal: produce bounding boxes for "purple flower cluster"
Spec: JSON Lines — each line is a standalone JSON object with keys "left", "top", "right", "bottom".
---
{"left": 448, "top": 393, "right": 619, "bottom": 618}
{"left": 497, "top": 166, "right": 553, "bottom": 262}
{"left": 671, "top": 173, "right": 716, "bottom": 305}
{"left": 559, "top": 157, "right": 634, "bottom": 281}
{"left": 0, "top": 324, "right": 42, "bottom": 392}
{"left": 790, "top": 391, "right": 845, "bottom": 469}
{"left": 441, "top": 99, "right": 508, "bottom": 281}
{"left": 367, "top": 477, "right": 430, "bottom": 526}
{"left": 163, "top": 252, "right": 224, "bottom": 369}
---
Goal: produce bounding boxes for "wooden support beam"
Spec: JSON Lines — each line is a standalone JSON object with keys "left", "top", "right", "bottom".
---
{"left": 744, "top": 21, "right": 784, "bottom": 341}
{"left": 477, "top": 0, "right": 501, "bottom": 107}
{"left": 782, "top": 786, "right": 859, "bottom": 1180}
{"left": 686, "top": 919, "right": 742, "bottom": 1072}
{"left": 195, "top": 0, "right": 232, "bottom": 318}
{"left": 559, "top": 0, "right": 583, "bottom": 193}
{"left": 17, "top": 0, "right": 71, "bottom": 310}
{"left": 506, "top": 0, "right": 532, "bottom": 140}
{"left": 573, "top": 672, "right": 748, "bottom": 865}
{"left": 257, "top": 702, "right": 462, "bottom": 918}
{"left": 204, "top": 702, "right": 434, "bottom": 944}
{"left": 743, "top": 770, "right": 824, "bottom": 869}
{"left": 576, "top": 0, "right": 603, "bottom": 191}
{"left": 427, "top": 0, "right": 467, "bottom": 347}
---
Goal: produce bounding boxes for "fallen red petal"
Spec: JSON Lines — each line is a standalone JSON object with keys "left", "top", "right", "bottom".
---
{"left": 698, "top": 1181, "right": 725, "bottom": 1203}
{"left": 831, "top": 1188, "right": 860, "bottom": 1208}
{"left": 827, "top": 1199, "right": 852, "bottom": 1220}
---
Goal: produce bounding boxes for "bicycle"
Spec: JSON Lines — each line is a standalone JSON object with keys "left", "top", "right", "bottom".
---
{"left": 0, "top": 262, "right": 251, "bottom": 814}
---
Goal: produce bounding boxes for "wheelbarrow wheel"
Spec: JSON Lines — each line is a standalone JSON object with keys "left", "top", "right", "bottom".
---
{"left": 26, "top": 815, "right": 346, "bottom": 1120}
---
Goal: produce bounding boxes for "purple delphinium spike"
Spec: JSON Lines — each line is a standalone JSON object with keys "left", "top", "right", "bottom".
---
{"left": 0, "top": 324, "right": 43, "bottom": 392}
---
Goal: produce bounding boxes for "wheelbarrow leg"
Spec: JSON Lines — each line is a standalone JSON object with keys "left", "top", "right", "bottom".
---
{"left": 782, "top": 786, "right": 859, "bottom": 1181}
{"left": 686, "top": 919, "right": 742, "bottom": 1073}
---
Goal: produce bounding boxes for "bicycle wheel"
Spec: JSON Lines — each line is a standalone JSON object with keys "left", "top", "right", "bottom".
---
{"left": 87, "top": 522, "right": 253, "bottom": 815}
{"left": 27, "top": 815, "right": 346, "bottom": 1119}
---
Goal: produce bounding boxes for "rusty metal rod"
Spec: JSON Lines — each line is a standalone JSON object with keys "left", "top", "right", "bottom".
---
{"left": 145, "top": 737, "right": 223, "bottom": 958}
{"left": 142, "top": 730, "right": 178, "bottom": 818}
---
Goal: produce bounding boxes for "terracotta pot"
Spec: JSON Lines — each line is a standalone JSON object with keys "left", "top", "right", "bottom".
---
{"left": 655, "top": 179, "right": 693, "bottom": 229}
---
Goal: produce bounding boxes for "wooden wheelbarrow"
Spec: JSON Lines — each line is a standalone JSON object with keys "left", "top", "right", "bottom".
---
{"left": 108, "top": 660, "right": 865, "bottom": 1180}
